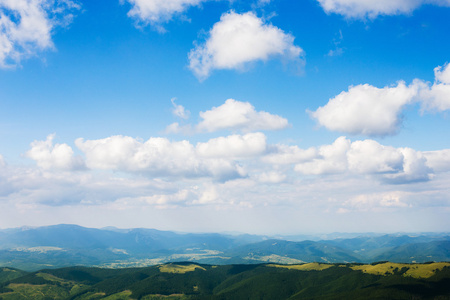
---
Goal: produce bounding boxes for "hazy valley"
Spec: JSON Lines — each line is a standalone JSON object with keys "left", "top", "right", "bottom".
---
{"left": 0, "top": 225, "right": 448, "bottom": 271}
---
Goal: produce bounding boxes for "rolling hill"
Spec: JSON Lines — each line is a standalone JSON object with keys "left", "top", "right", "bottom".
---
{"left": 0, "top": 262, "right": 449, "bottom": 299}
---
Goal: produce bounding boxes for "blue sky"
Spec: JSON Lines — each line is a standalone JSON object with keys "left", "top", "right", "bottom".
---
{"left": 0, "top": 0, "right": 449, "bottom": 234}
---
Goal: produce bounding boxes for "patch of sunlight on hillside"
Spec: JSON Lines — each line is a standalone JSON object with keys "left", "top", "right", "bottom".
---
{"left": 36, "top": 272, "right": 67, "bottom": 283}
{"left": 1, "top": 283, "right": 69, "bottom": 299}
{"left": 142, "top": 294, "right": 189, "bottom": 299}
{"left": 102, "top": 290, "right": 133, "bottom": 299}
{"left": 350, "top": 262, "right": 450, "bottom": 278}
{"left": 269, "top": 262, "right": 333, "bottom": 271}
{"left": 158, "top": 264, "right": 206, "bottom": 274}
{"left": 245, "top": 254, "right": 305, "bottom": 264}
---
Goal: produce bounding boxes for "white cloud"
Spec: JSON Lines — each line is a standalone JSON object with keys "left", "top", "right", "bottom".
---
{"left": 420, "top": 63, "right": 450, "bottom": 111}
{"left": 347, "top": 139, "right": 403, "bottom": 174}
{"left": 309, "top": 81, "right": 419, "bottom": 136}
{"left": 0, "top": 0, "right": 79, "bottom": 68}
{"left": 256, "top": 171, "right": 286, "bottom": 183}
{"left": 291, "top": 137, "right": 433, "bottom": 184}
{"left": 262, "top": 144, "right": 317, "bottom": 165}
{"left": 196, "top": 99, "right": 289, "bottom": 133}
{"left": 171, "top": 98, "right": 190, "bottom": 119}
{"left": 310, "top": 63, "right": 450, "bottom": 137}
{"left": 75, "top": 135, "right": 245, "bottom": 181}
{"left": 129, "top": 189, "right": 192, "bottom": 208}
{"left": 164, "top": 122, "right": 192, "bottom": 134}
{"left": 343, "top": 192, "right": 409, "bottom": 212}
{"left": 294, "top": 136, "right": 350, "bottom": 175}
{"left": 193, "top": 185, "right": 219, "bottom": 204}
{"left": 196, "top": 132, "right": 267, "bottom": 158}
{"left": 124, "top": 0, "right": 204, "bottom": 29}
{"left": 317, "top": 0, "right": 450, "bottom": 19}
{"left": 435, "top": 62, "right": 450, "bottom": 84}
{"left": 2, "top": 132, "right": 450, "bottom": 231}
{"left": 423, "top": 149, "right": 450, "bottom": 172}
{"left": 26, "top": 134, "right": 85, "bottom": 171}
{"left": 188, "top": 11, "right": 304, "bottom": 80}
{"left": 383, "top": 148, "right": 432, "bottom": 184}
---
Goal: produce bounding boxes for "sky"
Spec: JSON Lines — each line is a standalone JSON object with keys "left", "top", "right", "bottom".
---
{"left": 0, "top": 0, "right": 449, "bottom": 234}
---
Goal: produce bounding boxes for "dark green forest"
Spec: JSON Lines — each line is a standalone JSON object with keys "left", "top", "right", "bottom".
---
{"left": 1, "top": 262, "right": 449, "bottom": 299}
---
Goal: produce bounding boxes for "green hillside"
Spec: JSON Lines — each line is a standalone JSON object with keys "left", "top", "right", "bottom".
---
{"left": 0, "top": 267, "right": 28, "bottom": 284}
{"left": 0, "top": 262, "right": 448, "bottom": 299}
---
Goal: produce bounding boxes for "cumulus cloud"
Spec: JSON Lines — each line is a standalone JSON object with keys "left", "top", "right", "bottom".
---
{"left": 317, "top": 0, "right": 450, "bottom": 19}
{"left": 309, "top": 63, "right": 450, "bottom": 137}
{"left": 382, "top": 148, "right": 432, "bottom": 184}
{"left": 197, "top": 99, "right": 289, "bottom": 133}
{"left": 420, "top": 63, "right": 450, "bottom": 111}
{"left": 196, "top": 132, "right": 267, "bottom": 158}
{"left": 75, "top": 135, "right": 245, "bottom": 181}
{"left": 0, "top": 0, "right": 79, "bottom": 68}
{"left": 309, "top": 81, "right": 419, "bottom": 136}
{"left": 26, "top": 134, "right": 85, "bottom": 171}
{"left": 294, "top": 136, "right": 350, "bottom": 175}
{"left": 262, "top": 144, "right": 317, "bottom": 165}
{"left": 166, "top": 99, "right": 288, "bottom": 134}
{"left": 188, "top": 11, "right": 304, "bottom": 80}
{"left": 347, "top": 140, "right": 403, "bottom": 174}
{"left": 124, "top": 0, "right": 204, "bottom": 29}
{"left": 423, "top": 149, "right": 450, "bottom": 172}
{"left": 2, "top": 132, "right": 450, "bottom": 217}
{"left": 291, "top": 137, "right": 433, "bottom": 184}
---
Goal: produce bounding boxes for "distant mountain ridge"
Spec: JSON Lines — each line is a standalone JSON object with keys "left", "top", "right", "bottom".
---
{"left": 0, "top": 224, "right": 448, "bottom": 271}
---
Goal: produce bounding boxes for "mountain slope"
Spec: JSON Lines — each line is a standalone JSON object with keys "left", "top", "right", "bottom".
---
{"left": 0, "top": 262, "right": 449, "bottom": 299}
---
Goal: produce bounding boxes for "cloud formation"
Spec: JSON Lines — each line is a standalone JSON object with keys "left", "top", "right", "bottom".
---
{"left": 2, "top": 130, "right": 448, "bottom": 219}
{"left": 188, "top": 11, "right": 303, "bottom": 80}
{"left": 420, "top": 63, "right": 450, "bottom": 111}
{"left": 124, "top": 0, "right": 204, "bottom": 29}
{"left": 75, "top": 135, "right": 245, "bottom": 181}
{"left": 197, "top": 99, "right": 289, "bottom": 133}
{"left": 26, "top": 134, "right": 85, "bottom": 171}
{"left": 291, "top": 137, "right": 433, "bottom": 184}
{"left": 309, "top": 81, "right": 419, "bottom": 136}
{"left": 0, "top": 0, "right": 79, "bottom": 68}
{"left": 317, "top": 0, "right": 450, "bottom": 19}
{"left": 196, "top": 132, "right": 267, "bottom": 158}
{"left": 310, "top": 63, "right": 450, "bottom": 137}
{"left": 341, "top": 191, "right": 410, "bottom": 213}
{"left": 166, "top": 99, "right": 289, "bottom": 134}
{"left": 171, "top": 98, "right": 190, "bottom": 119}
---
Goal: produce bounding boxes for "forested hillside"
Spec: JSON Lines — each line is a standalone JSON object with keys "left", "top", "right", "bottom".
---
{"left": 0, "top": 262, "right": 449, "bottom": 299}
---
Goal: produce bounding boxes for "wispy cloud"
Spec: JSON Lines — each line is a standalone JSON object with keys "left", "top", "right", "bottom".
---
{"left": 0, "top": 0, "right": 80, "bottom": 68}
{"left": 171, "top": 98, "right": 190, "bottom": 119}
{"left": 317, "top": 0, "right": 450, "bottom": 19}
{"left": 123, "top": 0, "right": 205, "bottom": 31}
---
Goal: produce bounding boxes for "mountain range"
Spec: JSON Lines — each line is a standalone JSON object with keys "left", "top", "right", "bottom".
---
{"left": 0, "top": 225, "right": 448, "bottom": 271}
